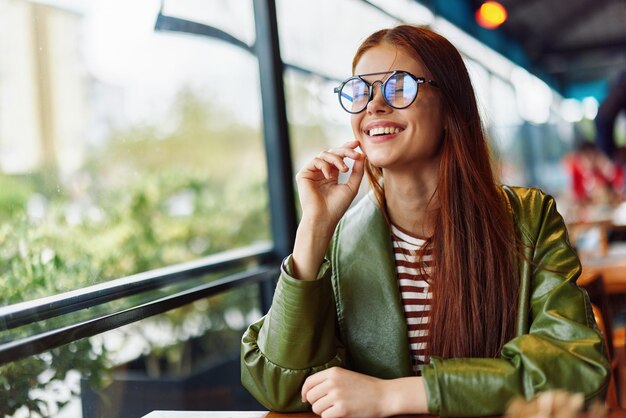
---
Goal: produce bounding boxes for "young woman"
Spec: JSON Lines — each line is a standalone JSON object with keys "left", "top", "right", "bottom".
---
{"left": 241, "top": 25, "right": 610, "bottom": 417}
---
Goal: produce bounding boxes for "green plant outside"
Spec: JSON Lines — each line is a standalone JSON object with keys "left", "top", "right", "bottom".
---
{"left": 0, "top": 89, "right": 272, "bottom": 417}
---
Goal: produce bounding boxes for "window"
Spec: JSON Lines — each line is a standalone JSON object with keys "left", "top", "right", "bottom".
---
{"left": 0, "top": 0, "right": 269, "bottom": 305}
{"left": 1, "top": 1, "right": 270, "bottom": 416}
{"left": 277, "top": 0, "right": 397, "bottom": 177}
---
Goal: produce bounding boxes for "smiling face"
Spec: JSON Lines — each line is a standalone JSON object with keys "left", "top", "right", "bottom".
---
{"left": 351, "top": 43, "right": 444, "bottom": 173}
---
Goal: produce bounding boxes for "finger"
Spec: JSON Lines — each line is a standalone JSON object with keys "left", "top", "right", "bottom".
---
{"left": 305, "top": 379, "right": 331, "bottom": 405}
{"left": 309, "top": 158, "right": 337, "bottom": 180}
{"left": 321, "top": 404, "right": 346, "bottom": 418}
{"left": 346, "top": 156, "right": 366, "bottom": 191}
{"left": 311, "top": 392, "right": 335, "bottom": 416}
{"left": 318, "top": 151, "right": 349, "bottom": 172}
{"left": 296, "top": 163, "right": 324, "bottom": 181}
{"left": 328, "top": 142, "right": 363, "bottom": 162}
{"left": 339, "top": 148, "right": 363, "bottom": 161}
{"left": 301, "top": 369, "right": 330, "bottom": 402}
{"left": 341, "top": 139, "right": 360, "bottom": 148}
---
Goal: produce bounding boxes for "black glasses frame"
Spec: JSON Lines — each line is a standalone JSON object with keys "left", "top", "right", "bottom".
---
{"left": 333, "top": 70, "right": 438, "bottom": 114}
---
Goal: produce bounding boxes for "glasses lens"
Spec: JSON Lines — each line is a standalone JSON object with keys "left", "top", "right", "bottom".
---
{"left": 339, "top": 78, "right": 369, "bottom": 113}
{"left": 384, "top": 72, "right": 418, "bottom": 109}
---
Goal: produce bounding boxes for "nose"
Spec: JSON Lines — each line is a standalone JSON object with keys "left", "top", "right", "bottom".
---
{"left": 366, "top": 80, "right": 391, "bottom": 114}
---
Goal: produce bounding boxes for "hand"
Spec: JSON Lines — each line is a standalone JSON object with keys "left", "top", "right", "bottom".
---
{"left": 291, "top": 141, "right": 365, "bottom": 280}
{"left": 301, "top": 367, "right": 386, "bottom": 417}
{"left": 295, "top": 140, "right": 365, "bottom": 228}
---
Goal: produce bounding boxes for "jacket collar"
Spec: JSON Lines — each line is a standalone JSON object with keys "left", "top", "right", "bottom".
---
{"left": 332, "top": 194, "right": 413, "bottom": 377}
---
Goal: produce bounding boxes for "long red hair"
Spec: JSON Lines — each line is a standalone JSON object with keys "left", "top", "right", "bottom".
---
{"left": 353, "top": 26, "right": 519, "bottom": 359}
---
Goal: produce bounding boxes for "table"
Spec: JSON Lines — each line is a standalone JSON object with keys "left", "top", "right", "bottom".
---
{"left": 143, "top": 413, "right": 308, "bottom": 418}
{"left": 580, "top": 253, "right": 626, "bottom": 294}
{"left": 142, "top": 411, "right": 626, "bottom": 418}
{"left": 565, "top": 201, "right": 626, "bottom": 259}
{"left": 142, "top": 412, "right": 436, "bottom": 418}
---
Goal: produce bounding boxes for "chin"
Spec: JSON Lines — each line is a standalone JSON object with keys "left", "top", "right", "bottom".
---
{"left": 362, "top": 149, "right": 393, "bottom": 169}
{"left": 366, "top": 158, "right": 393, "bottom": 171}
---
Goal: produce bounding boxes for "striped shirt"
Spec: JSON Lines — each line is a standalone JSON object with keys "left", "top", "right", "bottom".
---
{"left": 391, "top": 224, "right": 432, "bottom": 375}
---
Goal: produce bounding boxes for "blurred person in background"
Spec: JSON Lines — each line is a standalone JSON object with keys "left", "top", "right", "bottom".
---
{"left": 565, "top": 140, "right": 624, "bottom": 205}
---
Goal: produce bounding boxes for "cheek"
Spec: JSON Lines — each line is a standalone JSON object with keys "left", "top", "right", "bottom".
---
{"left": 350, "top": 117, "right": 362, "bottom": 138}
{"left": 417, "top": 109, "right": 444, "bottom": 134}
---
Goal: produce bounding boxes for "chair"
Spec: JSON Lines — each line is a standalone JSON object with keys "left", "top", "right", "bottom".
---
{"left": 580, "top": 272, "right": 622, "bottom": 410}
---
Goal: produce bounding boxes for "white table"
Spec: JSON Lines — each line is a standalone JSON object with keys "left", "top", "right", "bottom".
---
{"left": 143, "top": 413, "right": 269, "bottom": 418}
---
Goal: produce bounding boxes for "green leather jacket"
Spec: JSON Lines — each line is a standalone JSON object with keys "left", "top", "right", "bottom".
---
{"left": 241, "top": 186, "right": 610, "bottom": 416}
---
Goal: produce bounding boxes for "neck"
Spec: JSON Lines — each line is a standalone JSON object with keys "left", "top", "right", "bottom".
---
{"left": 383, "top": 167, "right": 439, "bottom": 238}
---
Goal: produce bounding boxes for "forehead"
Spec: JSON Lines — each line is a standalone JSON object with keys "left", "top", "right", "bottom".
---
{"left": 354, "top": 43, "right": 430, "bottom": 79}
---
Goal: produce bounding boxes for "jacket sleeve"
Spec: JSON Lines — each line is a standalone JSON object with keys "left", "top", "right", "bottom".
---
{"left": 240, "top": 255, "right": 344, "bottom": 411}
{"left": 421, "top": 191, "right": 611, "bottom": 417}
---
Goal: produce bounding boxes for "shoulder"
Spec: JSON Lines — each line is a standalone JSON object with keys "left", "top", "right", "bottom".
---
{"left": 339, "top": 193, "right": 380, "bottom": 231}
{"left": 499, "top": 184, "right": 553, "bottom": 206}
{"left": 499, "top": 184, "right": 563, "bottom": 243}
{"left": 331, "top": 193, "right": 389, "bottom": 253}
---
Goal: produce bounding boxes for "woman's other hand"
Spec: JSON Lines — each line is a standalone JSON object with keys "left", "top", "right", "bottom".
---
{"left": 301, "top": 367, "right": 427, "bottom": 417}
{"left": 301, "top": 367, "right": 386, "bottom": 417}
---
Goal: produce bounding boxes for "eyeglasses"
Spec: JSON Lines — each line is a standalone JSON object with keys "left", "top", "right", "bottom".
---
{"left": 334, "top": 70, "right": 438, "bottom": 114}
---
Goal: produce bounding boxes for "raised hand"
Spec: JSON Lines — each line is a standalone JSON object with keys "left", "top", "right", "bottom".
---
{"left": 291, "top": 140, "right": 365, "bottom": 281}
{"left": 295, "top": 140, "right": 365, "bottom": 228}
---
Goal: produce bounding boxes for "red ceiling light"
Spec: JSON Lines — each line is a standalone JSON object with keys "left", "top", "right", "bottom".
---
{"left": 476, "top": 1, "right": 508, "bottom": 29}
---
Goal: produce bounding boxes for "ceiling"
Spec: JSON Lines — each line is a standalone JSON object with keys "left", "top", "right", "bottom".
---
{"left": 432, "top": 0, "right": 626, "bottom": 99}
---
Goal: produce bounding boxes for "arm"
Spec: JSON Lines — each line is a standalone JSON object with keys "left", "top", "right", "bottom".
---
{"left": 293, "top": 140, "right": 365, "bottom": 281}
{"left": 241, "top": 256, "right": 344, "bottom": 411}
{"left": 241, "top": 141, "right": 365, "bottom": 411}
{"left": 421, "top": 191, "right": 610, "bottom": 417}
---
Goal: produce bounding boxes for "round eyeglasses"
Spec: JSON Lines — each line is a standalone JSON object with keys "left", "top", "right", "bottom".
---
{"left": 333, "top": 70, "right": 438, "bottom": 114}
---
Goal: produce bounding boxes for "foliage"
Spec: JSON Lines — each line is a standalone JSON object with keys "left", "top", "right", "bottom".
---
{"left": 0, "top": 176, "right": 33, "bottom": 218}
{"left": 0, "top": 88, "right": 270, "bottom": 417}
{"left": 0, "top": 226, "right": 112, "bottom": 417}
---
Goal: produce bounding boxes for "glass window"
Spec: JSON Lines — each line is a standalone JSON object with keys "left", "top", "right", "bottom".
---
{"left": 1, "top": 283, "right": 263, "bottom": 417}
{"left": 277, "top": 0, "right": 397, "bottom": 82}
{"left": 277, "top": 0, "right": 400, "bottom": 203}
{"left": 464, "top": 57, "right": 491, "bottom": 125}
{"left": 0, "top": 0, "right": 269, "bottom": 304}
{"left": 488, "top": 74, "right": 526, "bottom": 185}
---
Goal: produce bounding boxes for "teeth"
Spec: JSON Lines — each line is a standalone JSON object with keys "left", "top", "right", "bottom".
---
{"left": 368, "top": 127, "right": 402, "bottom": 136}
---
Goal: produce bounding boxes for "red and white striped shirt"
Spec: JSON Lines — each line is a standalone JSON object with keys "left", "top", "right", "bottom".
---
{"left": 391, "top": 224, "right": 433, "bottom": 375}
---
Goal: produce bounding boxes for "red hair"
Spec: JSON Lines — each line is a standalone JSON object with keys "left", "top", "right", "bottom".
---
{"left": 353, "top": 26, "right": 519, "bottom": 359}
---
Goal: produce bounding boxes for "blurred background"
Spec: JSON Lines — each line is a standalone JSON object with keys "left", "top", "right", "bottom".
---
{"left": 0, "top": 0, "right": 625, "bottom": 417}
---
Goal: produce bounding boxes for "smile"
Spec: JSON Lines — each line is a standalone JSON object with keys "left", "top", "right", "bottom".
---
{"left": 367, "top": 126, "right": 403, "bottom": 136}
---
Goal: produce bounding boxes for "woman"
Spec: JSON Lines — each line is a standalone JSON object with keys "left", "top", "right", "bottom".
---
{"left": 241, "top": 25, "right": 609, "bottom": 417}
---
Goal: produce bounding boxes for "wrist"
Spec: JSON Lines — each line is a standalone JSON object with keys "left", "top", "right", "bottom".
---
{"left": 381, "top": 377, "right": 428, "bottom": 415}
{"left": 296, "top": 217, "right": 336, "bottom": 249}
{"left": 298, "top": 214, "right": 337, "bottom": 233}
{"left": 292, "top": 219, "right": 335, "bottom": 281}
